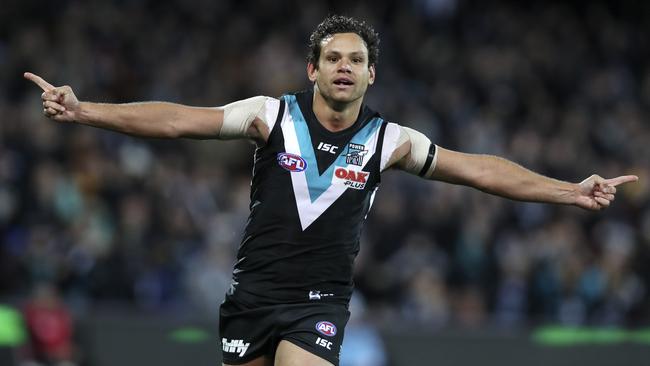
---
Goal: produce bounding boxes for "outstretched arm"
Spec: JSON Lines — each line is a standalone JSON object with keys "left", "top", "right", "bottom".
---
{"left": 384, "top": 125, "right": 638, "bottom": 211}
{"left": 24, "top": 72, "right": 271, "bottom": 141}
{"left": 431, "top": 147, "right": 637, "bottom": 210}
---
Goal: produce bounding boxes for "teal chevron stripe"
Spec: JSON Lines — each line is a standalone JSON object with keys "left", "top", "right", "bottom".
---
{"left": 284, "top": 95, "right": 382, "bottom": 202}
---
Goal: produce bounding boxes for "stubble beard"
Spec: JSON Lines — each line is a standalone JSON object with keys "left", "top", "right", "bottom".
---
{"left": 316, "top": 79, "right": 366, "bottom": 112}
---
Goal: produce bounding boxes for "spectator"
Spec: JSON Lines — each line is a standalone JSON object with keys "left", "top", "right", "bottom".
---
{"left": 22, "top": 284, "right": 77, "bottom": 366}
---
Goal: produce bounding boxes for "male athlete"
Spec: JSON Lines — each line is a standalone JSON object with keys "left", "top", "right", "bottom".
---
{"left": 25, "top": 15, "right": 637, "bottom": 366}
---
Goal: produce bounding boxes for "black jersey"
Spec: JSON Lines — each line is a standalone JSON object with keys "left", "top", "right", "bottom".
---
{"left": 228, "top": 90, "right": 395, "bottom": 306}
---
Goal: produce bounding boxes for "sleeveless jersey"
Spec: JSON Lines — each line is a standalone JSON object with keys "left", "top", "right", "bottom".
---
{"left": 228, "top": 90, "right": 402, "bottom": 306}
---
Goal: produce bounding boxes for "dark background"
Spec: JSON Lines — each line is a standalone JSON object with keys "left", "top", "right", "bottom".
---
{"left": 1, "top": 0, "right": 649, "bottom": 364}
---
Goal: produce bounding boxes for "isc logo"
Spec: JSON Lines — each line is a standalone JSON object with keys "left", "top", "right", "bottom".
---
{"left": 315, "top": 321, "right": 337, "bottom": 336}
{"left": 315, "top": 337, "right": 333, "bottom": 350}
{"left": 277, "top": 153, "right": 307, "bottom": 172}
{"left": 317, "top": 142, "right": 338, "bottom": 154}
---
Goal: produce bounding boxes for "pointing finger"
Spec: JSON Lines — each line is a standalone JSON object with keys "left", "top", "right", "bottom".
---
{"left": 24, "top": 72, "right": 55, "bottom": 92}
{"left": 604, "top": 175, "right": 639, "bottom": 187}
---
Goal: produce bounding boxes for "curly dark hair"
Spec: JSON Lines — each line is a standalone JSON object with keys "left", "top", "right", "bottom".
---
{"left": 307, "top": 15, "right": 380, "bottom": 68}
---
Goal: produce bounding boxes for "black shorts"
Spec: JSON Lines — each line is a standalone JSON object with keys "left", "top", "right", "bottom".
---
{"left": 219, "top": 296, "right": 350, "bottom": 365}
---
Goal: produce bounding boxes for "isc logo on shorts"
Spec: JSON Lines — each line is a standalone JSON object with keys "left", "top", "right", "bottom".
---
{"left": 315, "top": 321, "right": 337, "bottom": 337}
{"left": 315, "top": 337, "right": 333, "bottom": 350}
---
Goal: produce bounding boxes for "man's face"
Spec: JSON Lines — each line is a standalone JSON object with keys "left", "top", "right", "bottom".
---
{"left": 308, "top": 33, "right": 375, "bottom": 104}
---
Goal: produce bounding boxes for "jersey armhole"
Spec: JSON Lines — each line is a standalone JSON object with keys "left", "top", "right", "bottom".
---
{"left": 258, "top": 98, "right": 285, "bottom": 147}
{"left": 379, "top": 122, "right": 401, "bottom": 172}
{"left": 263, "top": 98, "right": 283, "bottom": 132}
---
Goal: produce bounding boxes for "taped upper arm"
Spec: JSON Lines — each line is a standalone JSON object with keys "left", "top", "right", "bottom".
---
{"left": 218, "top": 96, "right": 281, "bottom": 141}
{"left": 381, "top": 124, "right": 438, "bottom": 178}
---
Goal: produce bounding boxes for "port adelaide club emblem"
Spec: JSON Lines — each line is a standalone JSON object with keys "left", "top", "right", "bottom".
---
{"left": 344, "top": 143, "right": 368, "bottom": 166}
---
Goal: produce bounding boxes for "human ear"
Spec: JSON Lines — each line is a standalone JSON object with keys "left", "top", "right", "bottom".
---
{"left": 307, "top": 62, "right": 318, "bottom": 82}
{"left": 368, "top": 64, "right": 376, "bottom": 85}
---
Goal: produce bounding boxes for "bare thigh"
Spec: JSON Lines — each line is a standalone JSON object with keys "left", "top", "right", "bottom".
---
{"left": 274, "top": 340, "right": 334, "bottom": 366}
{"left": 223, "top": 356, "right": 272, "bottom": 366}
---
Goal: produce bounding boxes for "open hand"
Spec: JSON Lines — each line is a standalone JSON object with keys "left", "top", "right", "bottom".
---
{"left": 576, "top": 174, "right": 639, "bottom": 210}
{"left": 24, "top": 72, "right": 80, "bottom": 122}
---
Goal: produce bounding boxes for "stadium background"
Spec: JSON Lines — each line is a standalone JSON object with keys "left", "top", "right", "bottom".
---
{"left": 1, "top": 0, "right": 649, "bottom": 365}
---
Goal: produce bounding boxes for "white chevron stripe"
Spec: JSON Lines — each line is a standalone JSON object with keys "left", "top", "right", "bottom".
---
{"left": 281, "top": 111, "right": 382, "bottom": 230}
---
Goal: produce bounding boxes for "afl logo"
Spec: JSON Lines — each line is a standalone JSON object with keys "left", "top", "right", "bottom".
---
{"left": 315, "top": 321, "right": 337, "bottom": 337}
{"left": 277, "top": 153, "right": 307, "bottom": 172}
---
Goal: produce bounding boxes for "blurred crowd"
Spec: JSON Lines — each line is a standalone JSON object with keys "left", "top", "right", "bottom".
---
{"left": 1, "top": 0, "right": 649, "bottom": 344}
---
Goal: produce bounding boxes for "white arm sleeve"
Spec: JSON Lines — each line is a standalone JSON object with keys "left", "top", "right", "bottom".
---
{"left": 219, "top": 96, "right": 280, "bottom": 139}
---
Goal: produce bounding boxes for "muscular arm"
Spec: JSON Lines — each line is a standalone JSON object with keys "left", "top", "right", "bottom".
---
{"left": 75, "top": 101, "right": 225, "bottom": 139}
{"left": 384, "top": 125, "right": 638, "bottom": 210}
{"left": 24, "top": 72, "right": 271, "bottom": 141}
{"left": 431, "top": 148, "right": 576, "bottom": 204}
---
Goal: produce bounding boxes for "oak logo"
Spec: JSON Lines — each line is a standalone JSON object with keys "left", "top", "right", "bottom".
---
{"left": 333, "top": 167, "right": 369, "bottom": 190}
